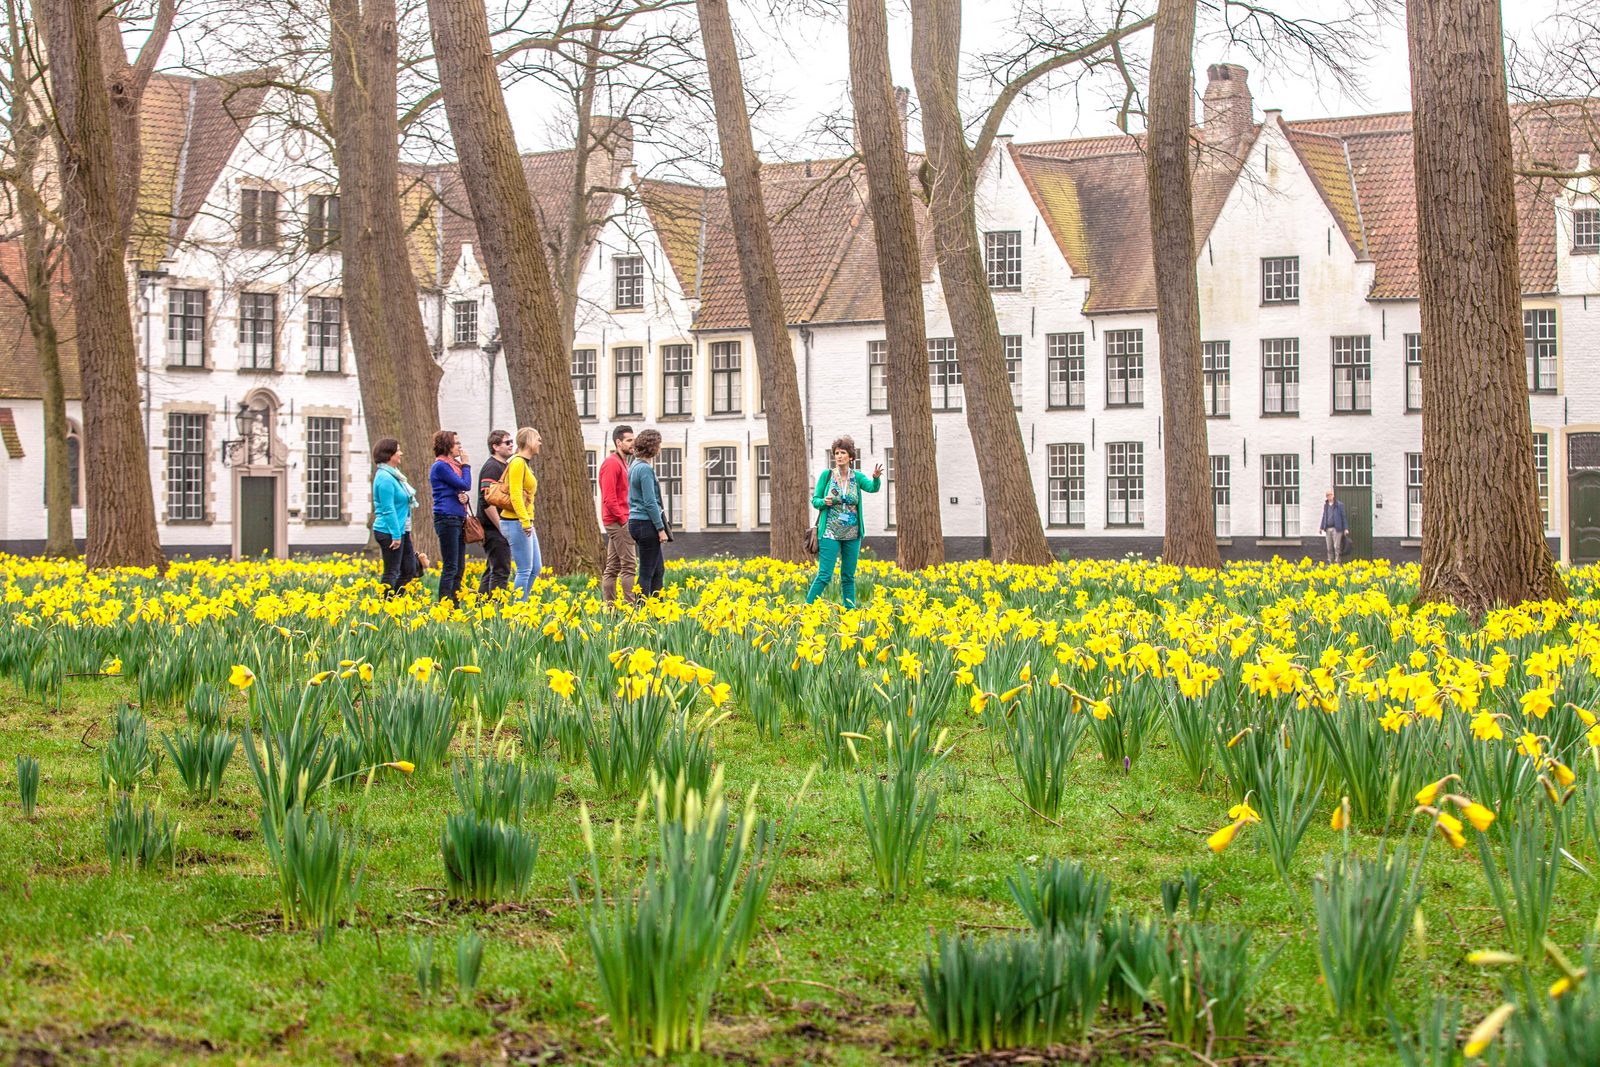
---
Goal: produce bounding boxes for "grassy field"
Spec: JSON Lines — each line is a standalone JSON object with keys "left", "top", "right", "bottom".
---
{"left": 0, "top": 557, "right": 1595, "bottom": 1065}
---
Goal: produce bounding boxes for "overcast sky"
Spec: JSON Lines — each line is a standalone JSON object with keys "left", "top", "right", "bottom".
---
{"left": 504, "top": 0, "right": 1561, "bottom": 167}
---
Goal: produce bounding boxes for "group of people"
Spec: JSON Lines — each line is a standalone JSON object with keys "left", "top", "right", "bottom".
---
{"left": 370, "top": 424, "right": 883, "bottom": 608}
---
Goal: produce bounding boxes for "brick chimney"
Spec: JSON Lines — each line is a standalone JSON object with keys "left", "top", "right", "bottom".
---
{"left": 1202, "top": 64, "right": 1253, "bottom": 156}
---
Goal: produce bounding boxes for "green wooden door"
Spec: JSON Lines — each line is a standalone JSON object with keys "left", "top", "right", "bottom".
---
{"left": 1570, "top": 434, "right": 1600, "bottom": 565}
{"left": 1332, "top": 455, "right": 1373, "bottom": 560}
{"left": 240, "top": 476, "right": 276, "bottom": 558}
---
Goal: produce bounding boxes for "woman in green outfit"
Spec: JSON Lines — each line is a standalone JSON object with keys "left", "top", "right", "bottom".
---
{"left": 805, "top": 436, "right": 883, "bottom": 608}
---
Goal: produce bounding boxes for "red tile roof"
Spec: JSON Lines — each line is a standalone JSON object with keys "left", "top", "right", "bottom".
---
{"left": 0, "top": 242, "right": 81, "bottom": 401}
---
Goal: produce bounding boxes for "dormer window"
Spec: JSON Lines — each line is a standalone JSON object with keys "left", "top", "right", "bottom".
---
{"left": 1575, "top": 207, "right": 1599, "bottom": 252}
{"left": 613, "top": 256, "right": 644, "bottom": 309}
{"left": 985, "top": 231, "right": 1022, "bottom": 289}
{"left": 240, "top": 188, "right": 279, "bottom": 249}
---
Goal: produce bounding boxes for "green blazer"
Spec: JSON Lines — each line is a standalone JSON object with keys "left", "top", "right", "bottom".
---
{"left": 812, "top": 467, "right": 881, "bottom": 539}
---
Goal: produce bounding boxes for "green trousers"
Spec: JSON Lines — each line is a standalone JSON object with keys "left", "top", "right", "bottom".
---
{"left": 805, "top": 536, "right": 861, "bottom": 607}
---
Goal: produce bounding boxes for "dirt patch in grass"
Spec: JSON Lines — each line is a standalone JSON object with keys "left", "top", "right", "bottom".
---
{"left": 7, "top": 1019, "right": 218, "bottom": 1065}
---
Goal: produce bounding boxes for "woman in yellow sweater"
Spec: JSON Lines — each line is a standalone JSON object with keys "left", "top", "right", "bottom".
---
{"left": 503, "top": 427, "right": 541, "bottom": 598}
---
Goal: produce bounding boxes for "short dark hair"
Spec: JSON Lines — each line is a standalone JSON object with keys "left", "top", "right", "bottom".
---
{"left": 633, "top": 428, "right": 662, "bottom": 459}
{"left": 612, "top": 424, "right": 634, "bottom": 445}
{"left": 830, "top": 436, "right": 858, "bottom": 461}
{"left": 488, "top": 429, "right": 511, "bottom": 449}
{"left": 433, "top": 429, "right": 456, "bottom": 457}
{"left": 373, "top": 438, "right": 400, "bottom": 465}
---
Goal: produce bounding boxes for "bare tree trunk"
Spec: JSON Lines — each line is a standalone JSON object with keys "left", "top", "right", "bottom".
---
{"left": 1408, "top": 0, "right": 1566, "bottom": 609}
{"left": 4, "top": 0, "right": 73, "bottom": 556}
{"left": 910, "top": 0, "right": 1050, "bottom": 564}
{"left": 847, "top": 0, "right": 942, "bottom": 569}
{"left": 696, "top": 0, "right": 811, "bottom": 562}
{"left": 328, "top": 0, "right": 442, "bottom": 557}
{"left": 1146, "top": 0, "right": 1220, "bottom": 569}
{"left": 39, "top": 0, "right": 164, "bottom": 568}
{"left": 428, "top": 0, "right": 598, "bottom": 573}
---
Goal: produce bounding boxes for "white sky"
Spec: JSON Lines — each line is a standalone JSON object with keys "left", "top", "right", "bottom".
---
{"left": 504, "top": 0, "right": 1560, "bottom": 167}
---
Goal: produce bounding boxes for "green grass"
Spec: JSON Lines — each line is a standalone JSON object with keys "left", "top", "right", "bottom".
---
{"left": 0, "top": 674, "right": 1590, "bottom": 1065}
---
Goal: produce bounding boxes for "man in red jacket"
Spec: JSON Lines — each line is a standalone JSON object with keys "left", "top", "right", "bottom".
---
{"left": 598, "top": 425, "right": 636, "bottom": 605}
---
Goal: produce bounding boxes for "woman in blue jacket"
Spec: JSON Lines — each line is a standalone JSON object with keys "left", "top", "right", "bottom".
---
{"left": 627, "top": 428, "right": 669, "bottom": 598}
{"left": 371, "top": 437, "right": 417, "bottom": 595}
{"left": 429, "top": 430, "right": 473, "bottom": 603}
{"left": 805, "top": 435, "right": 881, "bottom": 609}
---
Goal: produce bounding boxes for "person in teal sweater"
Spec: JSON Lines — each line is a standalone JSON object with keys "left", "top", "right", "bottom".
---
{"left": 805, "top": 435, "right": 882, "bottom": 609}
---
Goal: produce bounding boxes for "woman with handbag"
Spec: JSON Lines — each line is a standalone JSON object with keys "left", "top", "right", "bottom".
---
{"left": 805, "top": 436, "right": 882, "bottom": 609}
{"left": 627, "top": 429, "right": 669, "bottom": 599}
{"left": 429, "top": 430, "right": 474, "bottom": 603}
{"left": 494, "top": 427, "right": 542, "bottom": 600}
{"left": 371, "top": 437, "right": 418, "bottom": 596}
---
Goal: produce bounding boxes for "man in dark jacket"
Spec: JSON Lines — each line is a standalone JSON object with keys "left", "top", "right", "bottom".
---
{"left": 1320, "top": 489, "right": 1350, "bottom": 564}
{"left": 477, "top": 429, "right": 513, "bottom": 595}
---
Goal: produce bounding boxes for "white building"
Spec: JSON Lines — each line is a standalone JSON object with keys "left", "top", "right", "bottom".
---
{"left": 3, "top": 65, "right": 1598, "bottom": 562}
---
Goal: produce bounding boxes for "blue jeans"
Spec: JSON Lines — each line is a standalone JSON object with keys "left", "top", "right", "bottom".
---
{"left": 805, "top": 536, "right": 861, "bottom": 608}
{"left": 503, "top": 522, "right": 541, "bottom": 599}
{"left": 433, "top": 514, "right": 466, "bottom": 602}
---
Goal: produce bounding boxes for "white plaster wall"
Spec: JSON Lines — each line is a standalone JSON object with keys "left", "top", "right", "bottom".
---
{"left": 1, "top": 399, "right": 87, "bottom": 544}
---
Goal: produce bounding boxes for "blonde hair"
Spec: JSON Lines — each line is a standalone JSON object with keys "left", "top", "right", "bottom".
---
{"left": 515, "top": 427, "right": 540, "bottom": 451}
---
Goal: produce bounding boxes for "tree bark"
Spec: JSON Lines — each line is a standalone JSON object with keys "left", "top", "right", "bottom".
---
{"left": 4, "top": 1, "right": 73, "bottom": 556}
{"left": 39, "top": 0, "right": 163, "bottom": 568}
{"left": 1408, "top": 0, "right": 1565, "bottom": 609}
{"left": 428, "top": 0, "right": 598, "bottom": 573}
{"left": 910, "top": 0, "right": 1051, "bottom": 564}
{"left": 555, "top": 27, "right": 603, "bottom": 360}
{"left": 1145, "top": 0, "right": 1220, "bottom": 569}
{"left": 847, "top": 0, "right": 943, "bottom": 570}
{"left": 696, "top": 0, "right": 811, "bottom": 562}
{"left": 328, "top": 0, "right": 442, "bottom": 557}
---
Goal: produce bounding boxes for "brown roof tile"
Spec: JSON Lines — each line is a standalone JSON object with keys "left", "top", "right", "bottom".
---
{"left": 0, "top": 241, "right": 81, "bottom": 401}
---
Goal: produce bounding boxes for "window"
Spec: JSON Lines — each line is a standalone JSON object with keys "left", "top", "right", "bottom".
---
{"left": 1202, "top": 341, "right": 1230, "bottom": 417}
{"left": 1405, "top": 334, "right": 1422, "bottom": 412}
{"left": 928, "top": 338, "right": 963, "bottom": 410}
{"left": 1524, "top": 309, "right": 1557, "bottom": 392}
{"left": 1211, "top": 455, "right": 1231, "bottom": 537}
{"left": 307, "top": 193, "right": 340, "bottom": 251}
{"left": 1106, "top": 442, "right": 1143, "bottom": 526}
{"left": 756, "top": 445, "right": 771, "bottom": 526}
{"left": 1105, "top": 330, "right": 1144, "bottom": 407}
{"left": 1534, "top": 432, "right": 1550, "bottom": 530}
{"left": 1406, "top": 453, "right": 1422, "bottom": 538}
{"left": 1262, "top": 338, "right": 1300, "bottom": 415}
{"left": 1261, "top": 256, "right": 1299, "bottom": 303}
{"left": 1047, "top": 443, "right": 1085, "bottom": 527}
{"left": 1334, "top": 453, "right": 1373, "bottom": 492}
{"left": 985, "top": 230, "right": 1022, "bottom": 288}
{"left": 1002, "top": 335, "right": 1023, "bottom": 408}
{"left": 1574, "top": 207, "right": 1599, "bottom": 251}
{"left": 661, "top": 344, "right": 693, "bottom": 417}
{"left": 710, "top": 341, "right": 741, "bottom": 414}
{"left": 1332, "top": 336, "right": 1372, "bottom": 413}
{"left": 166, "top": 289, "right": 207, "bottom": 368}
{"left": 306, "top": 297, "right": 342, "bottom": 373}
{"left": 1262, "top": 454, "right": 1300, "bottom": 538}
{"left": 705, "top": 446, "right": 737, "bottom": 527}
{"left": 884, "top": 447, "right": 896, "bottom": 529}
{"left": 613, "top": 255, "right": 644, "bottom": 309}
{"left": 238, "top": 292, "right": 277, "bottom": 370}
{"left": 240, "top": 188, "right": 279, "bottom": 248}
{"left": 1047, "top": 333, "right": 1085, "bottom": 409}
{"left": 305, "top": 417, "right": 342, "bottom": 521}
{"left": 586, "top": 450, "right": 599, "bottom": 494}
{"left": 451, "top": 300, "right": 478, "bottom": 346}
{"left": 659, "top": 448, "right": 683, "bottom": 526}
{"left": 166, "top": 413, "right": 207, "bottom": 522}
{"left": 614, "top": 346, "right": 644, "bottom": 417}
{"left": 868, "top": 341, "right": 888, "bottom": 412}
{"left": 571, "top": 349, "right": 597, "bottom": 419}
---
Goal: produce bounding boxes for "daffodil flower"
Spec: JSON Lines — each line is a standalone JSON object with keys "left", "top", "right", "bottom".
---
{"left": 228, "top": 664, "right": 256, "bottom": 691}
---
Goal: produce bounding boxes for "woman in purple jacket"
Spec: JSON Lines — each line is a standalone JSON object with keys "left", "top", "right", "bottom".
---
{"left": 429, "top": 430, "right": 473, "bottom": 603}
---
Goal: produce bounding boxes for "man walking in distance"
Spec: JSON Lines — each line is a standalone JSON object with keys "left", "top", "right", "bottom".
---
{"left": 477, "top": 429, "right": 514, "bottom": 596}
{"left": 598, "top": 425, "right": 636, "bottom": 606}
{"left": 1320, "top": 488, "right": 1350, "bottom": 564}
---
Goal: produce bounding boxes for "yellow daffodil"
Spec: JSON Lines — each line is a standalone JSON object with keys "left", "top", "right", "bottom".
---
{"left": 309, "top": 670, "right": 334, "bottom": 686}
{"left": 1227, "top": 799, "right": 1259, "bottom": 822}
{"left": 103, "top": 658, "right": 123, "bottom": 676}
{"left": 546, "top": 668, "right": 578, "bottom": 699}
{"left": 1459, "top": 801, "right": 1496, "bottom": 832}
{"left": 1414, "top": 775, "right": 1456, "bottom": 806}
{"left": 407, "top": 656, "right": 436, "bottom": 683}
{"left": 228, "top": 664, "right": 256, "bottom": 691}
{"left": 1463, "top": 1003, "right": 1516, "bottom": 1058}
{"left": 358, "top": 662, "right": 374, "bottom": 684}
{"left": 1516, "top": 733, "right": 1543, "bottom": 759}
{"left": 1330, "top": 799, "right": 1349, "bottom": 831}
{"left": 454, "top": 664, "right": 482, "bottom": 675}
{"left": 382, "top": 760, "right": 415, "bottom": 774}
{"left": 1207, "top": 819, "right": 1247, "bottom": 853}
{"left": 704, "top": 681, "right": 732, "bottom": 706}
{"left": 1465, "top": 950, "right": 1520, "bottom": 966}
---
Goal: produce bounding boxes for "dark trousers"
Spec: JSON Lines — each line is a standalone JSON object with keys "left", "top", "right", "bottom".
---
{"left": 376, "top": 531, "right": 413, "bottom": 595}
{"left": 434, "top": 514, "right": 466, "bottom": 602}
{"left": 479, "top": 521, "right": 511, "bottom": 596}
{"left": 629, "top": 519, "right": 665, "bottom": 598}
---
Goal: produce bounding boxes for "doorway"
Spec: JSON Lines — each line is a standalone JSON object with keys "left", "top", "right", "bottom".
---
{"left": 1332, "top": 453, "right": 1373, "bottom": 560}
{"left": 239, "top": 476, "right": 278, "bottom": 558}
{"left": 1569, "top": 433, "right": 1600, "bottom": 565}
